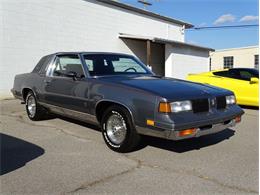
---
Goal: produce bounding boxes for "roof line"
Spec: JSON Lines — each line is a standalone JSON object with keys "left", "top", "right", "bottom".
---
{"left": 95, "top": 0, "right": 193, "bottom": 29}
{"left": 118, "top": 33, "right": 214, "bottom": 51}
{"left": 214, "top": 45, "right": 259, "bottom": 52}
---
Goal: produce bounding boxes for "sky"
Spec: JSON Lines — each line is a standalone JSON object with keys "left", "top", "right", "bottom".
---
{"left": 119, "top": 0, "right": 259, "bottom": 50}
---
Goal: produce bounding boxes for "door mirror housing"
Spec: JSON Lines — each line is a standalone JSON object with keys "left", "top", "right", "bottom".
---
{"left": 250, "top": 77, "right": 259, "bottom": 84}
{"left": 66, "top": 71, "right": 77, "bottom": 80}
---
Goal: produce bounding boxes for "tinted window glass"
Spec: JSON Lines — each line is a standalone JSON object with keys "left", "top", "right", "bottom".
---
{"left": 85, "top": 59, "right": 94, "bottom": 71}
{"left": 214, "top": 69, "right": 259, "bottom": 81}
{"left": 52, "top": 55, "right": 85, "bottom": 78}
{"left": 33, "top": 56, "right": 48, "bottom": 73}
{"left": 228, "top": 69, "right": 240, "bottom": 79}
{"left": 236, "top": 69, "right": 259, "bottom": 81}
{"left": 239, "top": 71, "right": 253, "bottom": 80}
{"left": 39, "top": 55, "right": 52, "bottom": 75}
{"left": 213, "top": 70, "right": 239, "bottom": 79}
{"left": 213, "top": 71, "right": 230, "bottom": 77}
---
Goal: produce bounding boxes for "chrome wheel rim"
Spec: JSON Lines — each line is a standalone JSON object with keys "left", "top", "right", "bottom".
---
{"left": 27, "top": 95, "right": 36, "bottom": 117}
{"left": 106, "top": 112, "right": 127, "bottom": 145}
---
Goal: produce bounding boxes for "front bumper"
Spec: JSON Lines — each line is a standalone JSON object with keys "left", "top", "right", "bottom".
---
{"left": 169, "top": 118, "right": 236, "bottom": 140}
{"left": 136, "top": 106, "right": 244, "bottom": 141}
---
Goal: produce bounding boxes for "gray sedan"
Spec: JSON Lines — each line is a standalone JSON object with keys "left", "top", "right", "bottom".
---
{"left": 12, "top": 52, "right": 244, "bottom": 152}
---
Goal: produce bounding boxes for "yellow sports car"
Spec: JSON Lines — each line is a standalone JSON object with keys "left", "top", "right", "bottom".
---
{"left": 187, "top": 68, "right": 259, "bottom": 107}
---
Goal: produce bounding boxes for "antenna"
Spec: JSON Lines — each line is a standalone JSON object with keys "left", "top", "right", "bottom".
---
{"left": 137, "top": 0, "right": 152, "bottom": 10}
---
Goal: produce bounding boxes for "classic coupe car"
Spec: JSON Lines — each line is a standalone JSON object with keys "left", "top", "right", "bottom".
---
{"left": 187, "top": 68, "right": 259, "bottom": 107}
{"left": 12, "top": 52, "right": 244, "bottom": 152}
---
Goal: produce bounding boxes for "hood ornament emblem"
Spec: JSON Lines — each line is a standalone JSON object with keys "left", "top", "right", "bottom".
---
{"left": 211, "top": 97, "right": 216, "bottom": 107}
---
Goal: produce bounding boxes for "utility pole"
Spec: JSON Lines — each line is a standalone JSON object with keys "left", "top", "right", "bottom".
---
{"left": 137, "top": 0, "right": 162, "bottom": 10}
{"left": 137, "top": 0, "right": 152, "bottom": 10}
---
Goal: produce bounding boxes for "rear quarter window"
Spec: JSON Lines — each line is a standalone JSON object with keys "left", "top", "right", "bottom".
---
{"left": 32, "top": 55, "right": 52, "bottom": 74}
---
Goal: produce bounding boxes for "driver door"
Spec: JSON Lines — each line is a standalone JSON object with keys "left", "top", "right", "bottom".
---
{"left": 43, "top": 54, "right": 90, "bottom": 112}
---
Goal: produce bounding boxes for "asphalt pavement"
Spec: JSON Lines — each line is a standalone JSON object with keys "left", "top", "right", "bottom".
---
{"left": 0, "top": 99, "right": 258, "bottom": 194}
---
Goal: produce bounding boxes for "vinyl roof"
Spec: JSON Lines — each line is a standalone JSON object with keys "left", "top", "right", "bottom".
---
{"left": 95, "top": 0, "right": 194, "bottom": 29}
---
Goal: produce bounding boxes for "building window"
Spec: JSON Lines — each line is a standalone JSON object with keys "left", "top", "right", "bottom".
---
{"left": 254, "top": 55, "right": 259, "bottom": 69}
{"left": 223, "top": 56, "right": 233, "bottom": 69}
{"left": 209, "top": 58, "right": 212, "bottom": 71}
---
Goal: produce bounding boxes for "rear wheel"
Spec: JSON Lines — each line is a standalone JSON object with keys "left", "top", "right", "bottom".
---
{"left": 25, "top": 91, "right": 46, "bottom": 121}
{"left": 101, "top": 105, "right": 140, "bottom": 152}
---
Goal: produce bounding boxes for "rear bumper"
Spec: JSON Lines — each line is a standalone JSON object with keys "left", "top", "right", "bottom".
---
{"left": 11, "top": 88, "right": 23, "bottom": 100}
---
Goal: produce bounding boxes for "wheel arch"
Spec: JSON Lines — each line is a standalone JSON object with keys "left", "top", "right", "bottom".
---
{"left": 95, "top": 100, "right": 136, "bottom": 126}
{"left": 22, "top": 88, "right": 37, "bottom": 101}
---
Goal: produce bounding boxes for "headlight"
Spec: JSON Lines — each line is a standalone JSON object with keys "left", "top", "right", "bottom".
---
{"left": 226, "top": 95, "right": 236, "bottom": 105}
{"left": 159, "top": 101, "right": 192, "bottom": 113}
{"left": 171, "top": 101, "right": 192, "bottom": 112}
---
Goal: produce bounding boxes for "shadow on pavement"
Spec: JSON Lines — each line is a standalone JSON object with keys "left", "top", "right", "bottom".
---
{"left": 56, "top": 116, "right": 235, "bottom": 153}
{"left": 58, "top": 116, "right": 101, "bottom": 132}
{"left": 139, "top": 128, "right": 235, "bottom": 153}
{"left": 0, "top": 133, "right": 45, "bottom": 175}
{"left": 240, "top": 105, "right": 259, "bottom": 110}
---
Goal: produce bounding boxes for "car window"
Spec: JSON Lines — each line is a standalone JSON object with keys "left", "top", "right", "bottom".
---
{"left": 213, "top": 69, "right": 258, "bottom": 81}
{"left": 52, "top": 55, "right": 85, "bottom": 78}
{"left": 213, "top": 71, "right": 230, "bottom": 77}
{"left": 85, "top": 59, "right": 94, "bottom": 71}
{"left": 33, "top": 56, "right": 48, "bottom": 73}
{"left": 83, "top": 54, "right": 151, "bottom": 76}
{"left": 239, "top": 71, "right": 253, "bottom": 81}
{"left": 237, "top": 70, "right": 259, "bottom": 81}
{"left": 112, "top": 58, "right": 147, "bottom": 73}
{"left": 228, "top": 69, "right": 240, "bottom": 79}
{"left": 213, "top": 70, "right": 240, "bottom": 79}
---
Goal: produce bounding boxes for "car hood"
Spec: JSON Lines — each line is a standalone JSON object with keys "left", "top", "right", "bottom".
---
{"left": 98, "top": 75, "right": 232, "bottom": 100}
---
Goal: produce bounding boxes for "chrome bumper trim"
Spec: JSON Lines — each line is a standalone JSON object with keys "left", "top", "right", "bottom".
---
{"left": 136, "top": 119, "right": 237, "bottom": 141}
{"left": 169, "top": 119, "right": 236, "bottom": 140}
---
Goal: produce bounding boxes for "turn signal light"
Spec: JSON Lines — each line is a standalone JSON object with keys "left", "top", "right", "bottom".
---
{"left": 235, "top": 116, "right": 241, "bottom": 123}
{"left": 147, "top": 119, "right": 155, "bottom": 126}
{"left": 178, "top": 128, "right": 196, "bottom": 137}
{"left": 159, "top": 102, "right": 171, "bottom": 113}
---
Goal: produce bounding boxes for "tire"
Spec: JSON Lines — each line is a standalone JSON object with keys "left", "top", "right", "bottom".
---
{"left": 101, "top": 105, "right": 140, "bottom": 152}
{"left": 25, "top": 91, "right": 46, "bottom": 121}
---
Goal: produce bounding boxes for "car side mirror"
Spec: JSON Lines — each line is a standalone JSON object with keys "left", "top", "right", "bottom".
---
{"left": 250, "top": 77, "right": 259, "bottom": 84}
{"left": 66, "top": 71, "right": 77, "bottom": 80}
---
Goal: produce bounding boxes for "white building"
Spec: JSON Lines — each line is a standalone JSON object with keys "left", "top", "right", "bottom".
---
{"left": 0, "top": 0, "right": 213, "bottom": 97}
{"left": 210, "top": 46, "right": 259, "bottom": 70}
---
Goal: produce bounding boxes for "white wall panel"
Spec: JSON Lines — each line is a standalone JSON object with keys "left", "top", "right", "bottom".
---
{"left": 0, "top": 0, "right": 184, "bottom": 96}
{"left": 165, "top": 44, "right": 209, "bottom": 79}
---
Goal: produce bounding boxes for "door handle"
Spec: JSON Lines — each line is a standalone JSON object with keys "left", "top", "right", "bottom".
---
{"left": 44, "top": 79, "right": 51, "bottom": 86}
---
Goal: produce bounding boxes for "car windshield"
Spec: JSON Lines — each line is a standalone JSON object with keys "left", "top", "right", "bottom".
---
{"left": 83, "top": 54, "right": 152, "bottom": 76}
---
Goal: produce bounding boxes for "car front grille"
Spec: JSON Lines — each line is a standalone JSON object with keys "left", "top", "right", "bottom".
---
{"left": 192, "top": 98, "right": 209, "bottom": 113}
{"left": 216, "top": 96, "right": 226, "bottom": 109}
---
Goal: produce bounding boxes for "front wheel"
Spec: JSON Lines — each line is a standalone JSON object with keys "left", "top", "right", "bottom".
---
{"left": 101, "top": 105, "right": 140, "bottom": 152}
